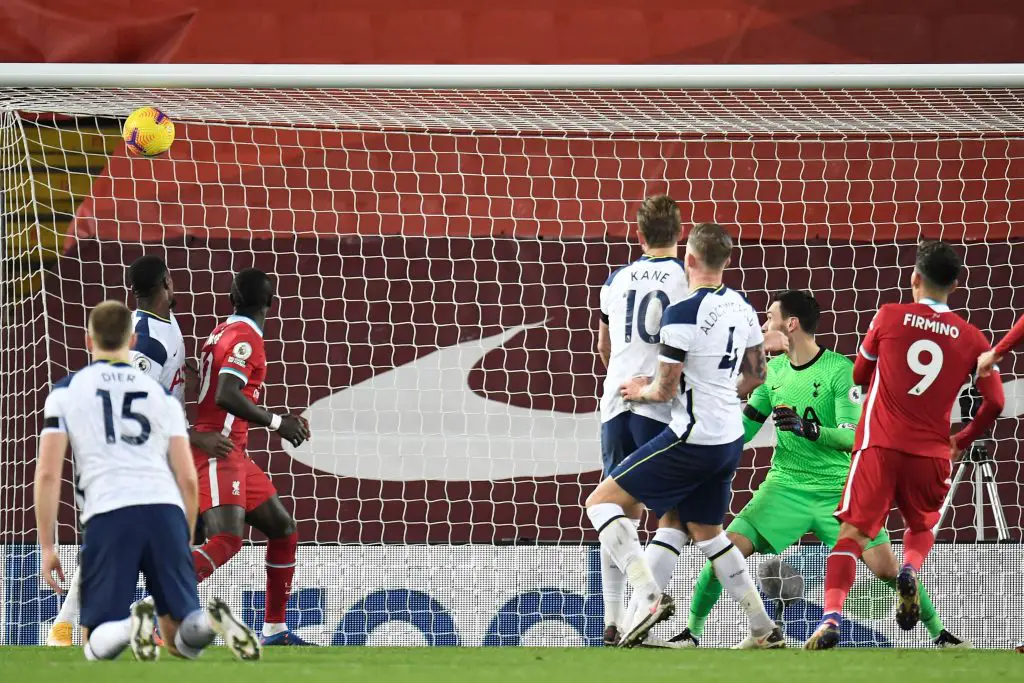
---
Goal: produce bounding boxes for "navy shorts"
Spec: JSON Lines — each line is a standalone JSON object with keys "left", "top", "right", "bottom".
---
{"left": 610, "top": 427, "right": 743, "bottom": 523}
{"left": 79, "top": 504, "right": 199, "bottom": 630}
{"left": 600, "top": 412, "right": 667, "bottom": 476}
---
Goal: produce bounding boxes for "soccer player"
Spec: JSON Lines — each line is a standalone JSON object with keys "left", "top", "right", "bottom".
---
{"left": 190, "top": 268, "right": 312, "bottom": 646}
{"left": 977, "top": 313, "right": 1024, "bottom": 376}
{"left": 806, "top": 241, "right": 1005, "bottom": 650}
{"left": 596, "top": 195, "right": 691, "bottom": 646}
{"left": 673, "top": 290, "right": 967, "bottom": 648}
{"left": 47, "top": 256, "right": 234, "bottom": 647}
{"left": 35, "top": 301, "right": 259, "bottom": 661}
{"left": 586, "top": 222, "right": 783, "bottom": 649}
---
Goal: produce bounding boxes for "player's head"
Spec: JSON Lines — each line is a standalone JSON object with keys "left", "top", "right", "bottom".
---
{"left": 912, "top": 241, "right": 962, "bottom": 299}
{"left": 636, "top": 195, "right": 681, "bottom": 250}
{"left": 766, "top": 290, "right": 821, "bottom": 338}
{"left": 128, "top": 255, "right": 175, "bottom": 309}
{"left": 230, "top": 268, "right": 274, "bottom": 318}
{"left": 684, "top": 222, "right": 732, "bottom": 275}
{"left": 87, "top": 300, "right": 135, "bottom": 356}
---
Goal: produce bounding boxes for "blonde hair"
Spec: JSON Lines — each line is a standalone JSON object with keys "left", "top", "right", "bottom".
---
{"left": 88, "top": 300, "right": 133, "bottom": 351}
{"left": 687, "top": 222, "right": 733, "bottom": 269}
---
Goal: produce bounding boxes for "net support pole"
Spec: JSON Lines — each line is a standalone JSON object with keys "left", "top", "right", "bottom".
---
{"left": 3, "top": 63, "right": 1024, "bottom": 89}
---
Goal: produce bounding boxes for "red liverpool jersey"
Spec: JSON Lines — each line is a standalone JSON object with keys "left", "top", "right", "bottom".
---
{"left": 854, "top": 300, "right": 990, "bottom": 460}
{"left": 194, "top": 315, "right": 267, "bottom": 454}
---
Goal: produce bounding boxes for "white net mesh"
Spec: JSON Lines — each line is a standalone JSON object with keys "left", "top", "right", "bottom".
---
{"left": 0, "top": 86, "right": 1022, "bottom": 647}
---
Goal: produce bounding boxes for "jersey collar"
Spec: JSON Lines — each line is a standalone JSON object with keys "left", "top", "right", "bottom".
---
{"left": 91, "top": 359, "right": 132, "bottom": 367}
{"left": 135, "top": 309, "right": 171, "bottom": 323}
{"left": 918, "top": 297, "right": 951, "bottom": 313}
{"left": 790, "top": 346, "right": 826, "bottom": 371}
{"left": 227, "top": 314, "right": 264, "bottom": 337}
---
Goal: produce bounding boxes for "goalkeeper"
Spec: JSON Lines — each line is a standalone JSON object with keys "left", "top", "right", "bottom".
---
{"left": 670, "top": 291, "right": 967, "bottom": 649}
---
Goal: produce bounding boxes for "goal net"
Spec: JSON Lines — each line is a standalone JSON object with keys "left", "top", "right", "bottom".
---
{"left": 1, "top": 71, "right": 1022, "bottom": 648}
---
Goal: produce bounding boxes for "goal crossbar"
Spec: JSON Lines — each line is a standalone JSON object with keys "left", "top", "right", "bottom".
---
{"left": 4, "top": 63, "right": 1024, "bottom": 89}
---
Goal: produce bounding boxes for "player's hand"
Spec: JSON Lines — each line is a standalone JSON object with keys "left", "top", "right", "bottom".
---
{"left": 619, "top": 375, "right": 652, "bottom": 402}
{"left": 277, "top": 414, "right": 311, "bottom": 448}
{"left": 772, "top": 406, "right": 820, "bottom": 441}
{"left": 763, "top": 330, "right": 790, "bottom": 355}
{"left": 40, "top": 546, "right": 65, "bottom": 594}
{"left": 191, "top": 430, "right": 234, "bottom": 459}
{"left": 950, "top": 437, "right": 965, "bottom": 462}
{"left": 976, "top": 350, "right": 1002, "bottom": 378}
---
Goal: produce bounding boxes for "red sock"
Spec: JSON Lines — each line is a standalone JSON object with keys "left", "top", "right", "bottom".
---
{"left": 902, "top": 529, "right": 934, "bottom": 572}
{"left": 823, "top": 537, "right": 863, "bottom": 615}
{"left": 193, "top": 533, "right": 243, "bottom": 582}
{"left": 265, "top": 532, "right": 298, "bottom": 625}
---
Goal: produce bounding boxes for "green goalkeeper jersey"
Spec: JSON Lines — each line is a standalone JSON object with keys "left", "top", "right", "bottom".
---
{"left": 743, "top": 348, "right": 863, "bottom": 492}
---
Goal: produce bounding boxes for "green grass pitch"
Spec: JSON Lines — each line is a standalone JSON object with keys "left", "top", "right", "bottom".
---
{"left": 0, "top": 647, "right": 1020, "bottom": 683}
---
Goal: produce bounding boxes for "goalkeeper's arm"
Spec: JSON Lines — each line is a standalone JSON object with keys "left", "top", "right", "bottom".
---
{"left": 815, "top": 366, "right": 863, "bottom": 452}
{"left": 741, "top": 380, "right": 772, "bottom": 444}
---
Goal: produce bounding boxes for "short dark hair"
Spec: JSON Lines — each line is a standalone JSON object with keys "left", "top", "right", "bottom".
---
{"left": 772, "top": 290, "right": 822, "bottom": 335}
{"left": 637, "top": 195, "right": 682, "bottom": 248}
{"left": 915, "top": 241, "right": 962, "bottom": 290}
{"left": 687, "top": 222, "right": 733, "bottom": 269}
{"left": 231, "top": 268, "right": 274, "bottom": 313}
{"left": 89, "top": 300, "right": 133, "bottom": 351}
{"left": 128, "top": 255, "right": 168, "bottom": 298}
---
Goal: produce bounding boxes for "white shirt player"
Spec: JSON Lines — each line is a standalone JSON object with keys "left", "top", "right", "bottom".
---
{"left": 600, "top": 255, "right": 689, "bottom": 424}
{"left": 130, "top": 310, "right": 186, "bottom": 405}
{"left": 658, "top": 285, "right": 763, "bottom": 445}
{"left": 41, "top": 360, "right": 189, "bottom": 523}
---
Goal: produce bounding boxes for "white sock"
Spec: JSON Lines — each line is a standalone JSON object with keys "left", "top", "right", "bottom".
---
{"left": 587, "top": 504, "right": 659, "bottom": 602}
{"left": 625, "top": 527, "right": 688, "bottom": 626}
{"left": 601, "top": 518, "right": 641, "bottom": 628}
{"left": 697, "top": 533, "right": 775, "bottom": 635}
{"left": 83, "top": 618, "right": 131, "bottom": 660}
{"left": 55, "top": 567, "right": 81, "bottom": 624}
{"left": 177, "top": 608, "right": 216, "bottom": 654}
{"left": 263, "top": 622, "right": 288, "bottom": 637}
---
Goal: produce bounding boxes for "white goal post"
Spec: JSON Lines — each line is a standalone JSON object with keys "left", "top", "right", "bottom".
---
{"left": 0, "top": 63, "right": 1022, "bottom": 648}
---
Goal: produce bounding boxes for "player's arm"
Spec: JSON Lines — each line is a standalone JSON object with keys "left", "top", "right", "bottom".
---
{"left": 35, "top": 391, "right": 69, "bottom": 593}
{"left": 129, "top": 335, "right": 166, "bottom": 383}
{"left": 620, "top": 359, "right": 683, "bottom": 403}
{"left": 736, "top": 343, "right": 767, "bottom": 398}
{"left": 978, "top": 314, "right": 1024, "bottom": 377}
{"left": 165, "top": 398, "right": 199, "bottom": 533}
{"left": 597, "top": 321, "right": 611, "bottom": 369}
{"left": 853, "top": 308, "right": 886, "bottom": 386}
{"left": 215, "top": 374, "right": 310, "bottom": 448}
{"left": 742, "top": 380, "right": 771, "bottom": 444}
{"left": 952, "top": 348, "right": 1006, "bottom": 454}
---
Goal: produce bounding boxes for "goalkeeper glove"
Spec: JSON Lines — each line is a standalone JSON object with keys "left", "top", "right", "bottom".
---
{"left": 772, "top": 406, "right": 820, "bottom": 441}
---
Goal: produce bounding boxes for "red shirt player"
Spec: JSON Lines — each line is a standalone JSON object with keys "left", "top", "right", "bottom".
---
{"left": 807, "top": 242, "right": 1005, "bottom": 650}
{"left": 977, "top": 314, "right": 1024, "bottom": 377}
{"left": 191, "top": 268, "right": 311, "bottom": 646}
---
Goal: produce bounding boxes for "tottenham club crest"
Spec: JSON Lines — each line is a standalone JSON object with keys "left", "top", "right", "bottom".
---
{"left": 133, "top": 355, "right": 151, "bottom": 373}
{"left": 848, "top": 385, "right": 864, "bottom": 405}
{"left": 232, "top": 341, "right": 253, "bottom": 361}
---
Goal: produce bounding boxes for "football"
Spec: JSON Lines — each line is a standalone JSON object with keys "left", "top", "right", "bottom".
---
{"left": 122, "top": 106, "right": 175, "bottom": 157}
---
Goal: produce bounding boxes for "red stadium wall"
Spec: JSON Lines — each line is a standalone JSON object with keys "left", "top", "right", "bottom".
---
{"left": 2, "top": 0, "right": 1024, "bottom": 65}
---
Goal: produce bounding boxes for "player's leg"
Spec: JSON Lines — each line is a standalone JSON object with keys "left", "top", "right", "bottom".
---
{"left": 678, "top": 439, "right": 781, "bottom": 649}
{"left": 891, "top": 453, "right": 952, "bottom": 632}
{"left": 598, "top": 414, "right": 646, "bottom": 644}
{"left": 587, "top": 428, "right": 682, "bottom": 646}
{"left": 806, "top": 448, "right": 895, "bottom": 650}
{"left": 141, "top": 503, "right": 261, "bottom": 661}
{"left": 47, "top": 565, "right": 81, "bottom": 646}
{"left": 192, "top": 457, "right": 246, "bottom": 581}
{"left": 78, "top": 509, "right": 145, "bottom": 661}
{"left": 243, "top": 461, "right": 310, "bottom": 645}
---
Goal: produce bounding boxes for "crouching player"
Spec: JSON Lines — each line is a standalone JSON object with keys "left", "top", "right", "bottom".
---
{"left": 672, "top": 291, "right": 967, "bottom": 648}
{"left": 35, "top": 301, "right": 260, "bottom": 661}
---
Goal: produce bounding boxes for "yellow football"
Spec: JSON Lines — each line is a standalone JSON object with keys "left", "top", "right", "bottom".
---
{"left": 123, "top": 107, "right": 175, "bottom": 157}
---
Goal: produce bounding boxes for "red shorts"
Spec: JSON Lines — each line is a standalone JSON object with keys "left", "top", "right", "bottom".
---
{"left": 196, "top": 455, "right": 277, "bottom": 513}
{"left": 836, "top": 446, "right": 951, "bottom": 538}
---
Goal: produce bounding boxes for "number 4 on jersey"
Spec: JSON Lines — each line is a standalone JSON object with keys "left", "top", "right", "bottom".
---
{"left": 719, "top": 326, "right": 739, "bottom": 375}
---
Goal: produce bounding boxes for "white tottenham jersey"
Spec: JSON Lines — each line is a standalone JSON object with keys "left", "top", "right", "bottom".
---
{"left": 41, "top": 360, "right": 189, "bottom": 523}
{"left": 599, "top": 255, "right": 689, "bottom": 424}
{"left": 130, "top": 310, "right": 187, "bottom": 405}
{"left": 658, "top": 285, "right": 763, "bottom": 445}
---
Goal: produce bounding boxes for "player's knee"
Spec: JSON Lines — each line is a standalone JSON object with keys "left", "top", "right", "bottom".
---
{"left": 726, "top": 531, "right": 755, "bottom": 557}
{"left": 271, "top": 515, "right": 297, "bottom": 539}
{"left": 210, "top": 531, "right": 244, "bottom": 557}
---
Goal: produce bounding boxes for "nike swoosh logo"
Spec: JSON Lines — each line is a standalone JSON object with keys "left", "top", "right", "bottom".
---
{"left": 283, "top": 323, "right": 599, "bottom": 481}
{"left": 743, "top": 377, "right": 1024, "bottom": 453}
